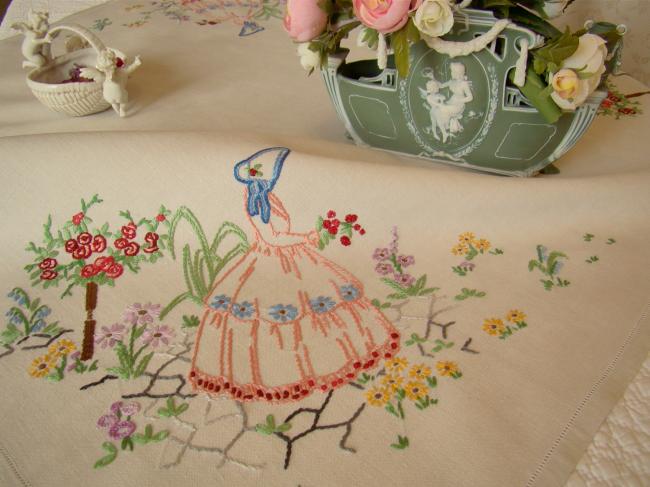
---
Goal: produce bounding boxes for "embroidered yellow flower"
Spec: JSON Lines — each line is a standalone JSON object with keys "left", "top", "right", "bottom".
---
{"left": 458, "top": 232, "right": 475, "bottom": 244}
{"left": 483, "top": 318, "right": 505, "bottom": 336}
{"left": 436, "top": 361, "right": 459, "bottom": 377}
{"left": 451, "top": 243, "right": 469, "bottom": 256}
{"left": 404, "top": 381, "right": 428, "bottom": 401}
{"left": 408, "top": 364, "right": 432, "bottom": 380}
{"left": 48, "top": 339, "right": 77, "bottom": 358}
{"left": 28, "top": 354, "right": 56, "bottom": 378}
{"left": 381, "top": 374, "right": 403, "bottom": 392}
{"left": 506, "top": 309, "right": 526, "bottom": 323}
{"left": 474, "top": 238, "right": 491, "bottom": 251}
{"left": 366, "top": 386, "right": 391, "bottom": 406}
{"left": 385, "top": 357, "right": 408, "bottom": 373}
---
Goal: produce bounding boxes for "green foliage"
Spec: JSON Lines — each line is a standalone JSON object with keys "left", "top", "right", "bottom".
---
{"left": 431, "top": 339, "right": 454, "bottom": 353}
{"left": 583, "top": 233, "right": 595, "bottom": 242}
{"left": 158, "top": 397, "right": 189, "bottom": 418}
{"left": 181, "top": 314, "right": 200, "bottom": 328}
{"left": 585, "top": 255, "right": 599, "bottom": 264}
{"left": 382, "top": 275, "right": 438, "bottom": 300}
{"left": 454, "top": 288, "right": 486, "bottom": 301}
{"left": 512, "top": 68, "right": 562, "bottom": 124}
{"left": 390, "top": 435, "right": 409, "bottom": 450}
{"left": 255, "top": 414, "right": 292, "bottom": 435}
{"left": 532, "top": 28, "right": 579, "bottom": 75}
{"left": 94, "top": 442, "right": 118, "bottom": 469}
{"left": 106, "top": 325, "right": 153, "bottom": 379}
{"left": 2, "top": 287, "right": 61, "bottom": 345}
{"left": 132, "top": 424, "right": 169, "bottom": 444}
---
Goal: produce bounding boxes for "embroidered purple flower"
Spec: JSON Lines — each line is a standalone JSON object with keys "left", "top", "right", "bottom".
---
{"left": 269, "top": 304, "right": 298, "bottom": 323}
{"left": 373, "top": 248, "right": 391, "bottom": 261}
{"left": 459, "top": 261, "right": 475, "bottom": 271}
{"left": 375, "top": 262, "right": 394, "bottom": 275}
{"left": 396, "top": 255, "right": 415, "bottom": 267}
{"left": 110, "top": 401, "right": 141, "bottom": 417}
{"left": 209, "top": 294, "right": 231, "bottom": 311}
{"left": 309, "top": 296, "right": 336, "bottom": 314}
{"left": 394, "top": 273, "right": 415, "bottom": 287}
{"left": 95, "top": 323, "right": 126, "bottom": 349}
{"left": 108, "top": 420, "right": 137, "bottom": 440}
{"left": 389, "top": 226, "right": 399, "bottom": 254}
{"left": 122, "top": 302, "right": 161, "bottom": 325}
{"left": 232, "top": 301, "right": 255, "bottom": 319}
{"left": 340, "top": 284, "right": 360, "bottom": 302}
{"left": 67, "top": 351, "right": 81, "bottom": 371}
{"left": 141, "top": 325, "right": 175, "bottom": 348}
{"left": 97, "top": 414, "right": 119, "bottom": 429}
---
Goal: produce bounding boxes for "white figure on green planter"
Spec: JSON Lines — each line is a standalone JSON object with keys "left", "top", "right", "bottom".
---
{"left": 11, "top": 10, "right": 52, "bottom": 69}
{"left": 81, "top": 48, "right": 142, "bottom": 117}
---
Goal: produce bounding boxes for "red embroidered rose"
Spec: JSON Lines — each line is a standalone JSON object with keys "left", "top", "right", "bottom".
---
{"left": 114, "top": 238, "right": 129, "bottom": 250}
{"left": 80, "top": 264, "right": 99, "bottom": 278}
{"left": 144, "top": 232, "right": 159, "bottom": 243}
{"left": 121, "top": 224, "right": 137, "bottom": 240}
{"left": 124, "top": 241, "right": 140, "bottom": 257}
{"left": 340, "top": 236, "right": 351, "bottom": 246}
{"left": 77, "top": 232, "right": 93, "bottom": 245}
{"left": 106, "top": 263, "right": 124, "bottom": 279}
{"left": 143, "top": 244, "right": 159, "bottom": 254}
{"left": 64, "top": 239, "right": 78, "bottom": 253}
{"left": 91, "top": 235, "right": 107, "bottom": 253}
{"left": 327, "top": 210, "right": 336, "bottom": 218}
{"left": 72, "top": 212, "right": 84, "bottom": 226}
{"left": 619, "top": 107, "right": 636, "bottom": 115}
{"left": 155, "top": 214, "right": 166, "bottom": 222}
{"left": 40, "top": 270, "right": 58, "bottom": 280}
{"left": 94, "top": 256, "right": 115, "bottom": 271}
{"left": 38, "top": 258, "right": 57, "bottom": 270}
{"left": 345, "top": 214, "right": 358, "bottom": 223}
{"left": 601, "top": 99, "right": 612, "bottom": 109}
{"left": 72, "top": 244, "right": 92, "bottom": 260}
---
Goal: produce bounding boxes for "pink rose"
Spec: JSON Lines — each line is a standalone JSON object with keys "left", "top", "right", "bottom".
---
{"left": 284, "top": 0, "right": 328, "bottom": 42}
{"left": 354, "top": 0, "right": 422, "bottom": 34}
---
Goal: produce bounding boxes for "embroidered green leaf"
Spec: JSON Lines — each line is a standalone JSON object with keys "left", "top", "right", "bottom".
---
{"left": 452, "top": 266, "right": 468, "bottom": 277}
{"left": 384, "top": 402, "right": 399, "bottom": 418}
{"left": 114, "top": 341, "right": 130, "bottom": 371}
{"left": 390, "top": 435, "right": 409, "bottom": 450}
{"left": 158, "top": 397, "right": 189, "bottom": 418}
{"left": 583, "top": 233, "right": 595, "bottom": 242}
{"left": 489, "top": 248, "right": 504, "bottom": 255}
{"left": 134, "top": 351, "right": 154, "bottom": 378}
{"left": 404, "top": 333, "right": 427, "bottom": 346}
{"left": 454, "top": 288, "right": 486, "bottom": 301}
{"left": 151, "top": 430, "right": 169, "bottom": 442}
{"left": 381, "top": 278, "right": 407, "bottom": 293}
{"left": 606, "top": 238, "right": 616, "bottom": 245}
{"left": 0, "top": 325, "right": 21, "bottom": 346}
{"left": 93, "top": 442, "right": 118, "bottom": 469}
{"left": 426, "top": 376, "right": 438, "bottom": 388}
{"left": 255, "top": 414, "right": 291, "bottom": 435}
{"left": 585, "top": 255, "right": 599, "bottom": 264}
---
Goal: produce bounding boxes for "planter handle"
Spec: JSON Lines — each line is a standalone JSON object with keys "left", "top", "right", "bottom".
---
{"left": 45, "top": 23, "right": 108, "bottom": 60}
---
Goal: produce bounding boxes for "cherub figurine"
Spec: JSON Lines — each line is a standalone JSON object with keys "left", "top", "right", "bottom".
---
{"left": 80, "top": 48, "right": 142, "bottom": 117}
{"left": 11, "top": 10, "right": 52, "bottom": 69}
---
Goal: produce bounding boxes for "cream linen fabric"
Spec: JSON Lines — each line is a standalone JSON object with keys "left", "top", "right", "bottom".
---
{"left": 1, "top": 2, "right": 650, "bottom": 487}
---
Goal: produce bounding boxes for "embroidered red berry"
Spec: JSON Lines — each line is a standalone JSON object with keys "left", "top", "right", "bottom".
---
{"left": 340, "top": 236, "right": 351, "bottom": 246}
{"left": 94, "top": 256, "right": 115, "bottom": 271}
{"left": 72, "top": 212, "right": 84, "bottom": 226}
{"left": 38, "top": 258, "right": 57, "bottom": 270}
{"left": 105, "top": 263, "right": 124, "bottom": 279}
{"left": 64, "top": 238, "right": 78, "bottom": 253}
{"left": 72, "top": 244, "right": 92, "bottom": 260}
{"left": 331, "top": 219, "right": 340, "bottom": 228}
{"left": 353, "top": 224, "right": 361, "bottom": 231}
{"left": 345, "top": 214, "right": 358, "bottom": 223}
{"left": 327, "top": 210, "right": 336, "bottom": 218}
{"left": 77, "top": 232, "right": 92, "bottom": 245}
{"left": 121, "top": 224, "right": 137, "bottom": 240}
{"left": 91, "top": 235, "right": 107, "bottom": 253}
{"left": 40, "top": 270, "right": 58, "bottom": 280}
{"left": 114, "top": 237, "right": 129, "bottom": 250}
{"left": 359, "top": 228, "right": 366, "bottom": 235}
{"left": 601, "top": 99, "right": 613, "bottom": 109}
{"left": 155, "top": 214, "right": 166, "bottom": 222}
{"left": 322, "top": 220, "right": 331, "bottom": 229}
{"left": 144, "top": 231, "right": 159, "bottom": 243}
{"left": 327, "top": 227, "right": 337, "bottom": 236}
{"left": 249, "top": 168, "right": 258, "bottom": 176}
{"left": 124, "top": 241, "right": 140, "bottom": 257}
{"left": 116, "top": 57, "right": 124, "bottom": 68}
{"left": 80, "top": 264, "right": 98, "bottom": 278}
{"left": 608, "top": 93, "right": 620, "bottom": 102}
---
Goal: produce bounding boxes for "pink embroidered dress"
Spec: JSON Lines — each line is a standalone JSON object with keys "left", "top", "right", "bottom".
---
{"left": 189, "top": 149, "right": 400, "bottom": 403}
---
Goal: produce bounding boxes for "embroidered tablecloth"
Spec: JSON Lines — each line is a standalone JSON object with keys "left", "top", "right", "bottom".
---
{"left": 0, "top": 2, "right": 649, "bottom": 487}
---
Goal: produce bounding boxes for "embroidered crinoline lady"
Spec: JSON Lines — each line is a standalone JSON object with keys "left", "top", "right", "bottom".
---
{"left": 189, "top": 148, "right": 401, "bottom": 403}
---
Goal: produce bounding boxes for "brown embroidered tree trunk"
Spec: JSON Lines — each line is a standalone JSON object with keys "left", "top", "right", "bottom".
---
{"left": 81, "top": 282, "right": 98, "bottom": 361}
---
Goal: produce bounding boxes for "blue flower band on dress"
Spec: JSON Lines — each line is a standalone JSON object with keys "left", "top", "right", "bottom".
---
{"left": 233, "top": 147, "right": 290, "bottom": 224}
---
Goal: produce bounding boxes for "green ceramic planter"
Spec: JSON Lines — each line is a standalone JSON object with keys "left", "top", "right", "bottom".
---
{"left": 322, "top": 9, "right": 610, "bottom": 177}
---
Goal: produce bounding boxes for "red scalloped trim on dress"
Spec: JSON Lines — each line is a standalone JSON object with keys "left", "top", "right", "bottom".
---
{"left": 188, "top": 332, "right": 400, "bottom": 403}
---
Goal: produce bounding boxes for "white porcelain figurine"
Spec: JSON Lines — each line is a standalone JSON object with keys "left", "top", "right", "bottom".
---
{"left": 11, "top": 10, "right": 52, "bottom": 69}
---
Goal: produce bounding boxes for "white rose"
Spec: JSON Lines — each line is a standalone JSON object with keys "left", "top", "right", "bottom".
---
{"left": 297, "top": 43, "right": 320, "bottom": 71}
{"left": 414, "top": 0, "right": 454, "bottom": 38}
{"left": 550, "top": 33, "right": 607, "bottom": 110}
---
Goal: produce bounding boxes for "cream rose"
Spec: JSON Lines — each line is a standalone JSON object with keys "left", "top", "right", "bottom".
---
{"left": 414, "top": 0, "right": 454, "bottom": 38}
{"left": 550, "top": 33, "right": 607, "bottom": 110}
{"left": 542, "top": 0, "right": 569, "bottom": 19}
{"left": 297, "top": 43, "right": 320, "bottom": 71}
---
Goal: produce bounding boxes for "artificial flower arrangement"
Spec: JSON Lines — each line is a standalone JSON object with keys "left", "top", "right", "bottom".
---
{"left": 283, "top": 0, "right": 624, "bottom": 124}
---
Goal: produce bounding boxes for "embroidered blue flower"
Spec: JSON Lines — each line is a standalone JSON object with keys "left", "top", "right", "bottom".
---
{"left": 232, "top": 301, "right": 255, "bottom": 319}
{"left": 340, "top": 285, "right": 360, "bottom": 302}
{"left": 269, "top": 304, "right": 299, "bottom": 323}
{"left": 35, "top": 306, "right": 51, "bottom": 319}
{"left": 309, "top": 296, "right": 336, "bottom": 314}
{"left": 31, "top": 319, "right": 46, "bottom": 332}
{"left": 210, "top": 294, "right": 231, "bottom": 311}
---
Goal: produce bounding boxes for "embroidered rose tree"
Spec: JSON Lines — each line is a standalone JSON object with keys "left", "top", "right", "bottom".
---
{"left": 24, "top": 194, "right": 172, "bottom": 360}
{"left": 284, "top": 0, "right": 625, "bottom": 120}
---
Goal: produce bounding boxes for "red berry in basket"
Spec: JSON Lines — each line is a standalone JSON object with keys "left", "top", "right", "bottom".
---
{"left": 327, "top": 210, "right": 336, "bottom": 218}
{"left": 340, "top": 236, "right": 351, "bottom": 246}
{"left": 345, "top": 214, "right": 358, "bottom": 223}
{"left": 116, "top": 58, "right": 125, "bottom": 68}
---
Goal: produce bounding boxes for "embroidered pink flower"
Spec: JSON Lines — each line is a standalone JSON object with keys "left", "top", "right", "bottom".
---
{"left": 95, "top": 323, "right": 126, "bottom": 349}
{"left": 397, "top": 255, "right": 415, "bottom": 267}
{"left": 283, "top": 0, "right": 328, "bottom": 42}
{"left": 111, "top": 401, "right": 141, "bottom": 416}
{"left": 388, "top": 226, "right": 399, "bottom": 254}
{"left": 353, "top": 0, "right": 422, "bottom": 34}
{"left": 108, "top": 420, "right": 136, "bottom": 440}
{"left": 375, "top": 262, "right": 394, "bottom": 275}
{"left": 373, "top": 248, "right": 391, "bottom": 261}
{"left": 97, "top": 414, "right": 119, "bottom": 429}
{"left": 459, "top": 261, "right": 475, "bottom": 271}
{"left": 394, "top": 273, "right": 415, "bottom": 287}
{"left": 66, "top": 351, "right": 80, "bottom": 371}
{"left": 122, "top": 302, "right": 161, "bottom": 325}
{"left": 141, "top": 325, "right": 175, "bottom": 348}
